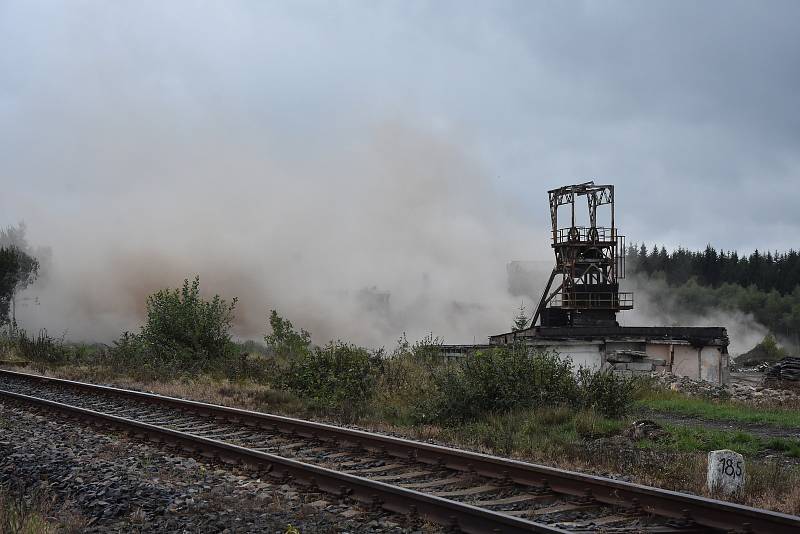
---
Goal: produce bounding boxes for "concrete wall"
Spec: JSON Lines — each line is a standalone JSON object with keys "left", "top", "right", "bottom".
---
{"left": 559, "top": 344, "right": 604, "bottom": 371}
{"left": 644, "top": 343, "right": 670, "bottom": 374}
{"left": 483, "top": 334, "right": 728, "bottom": 384}
{"left": 701, "top": 346, "right": 723, "bottom": 383}
{"left": 672, "top": 344, "right": 699, "bottom": 379}
{"left": 541, "top": 340, "right": 728, "bottom": 382}
{"left": 527, "top": 341, "right": 604, "bottom": 371}
{"left": 655, "top": 344, "right": 727, "bottom": 383}
{"left": 605, "top": 341, "right": 643, "bottom": 352}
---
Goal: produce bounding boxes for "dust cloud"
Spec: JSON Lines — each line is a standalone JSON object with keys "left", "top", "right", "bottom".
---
{"left": 13, "top": 122, "right": 540, "bottom": 348}
{"left": 507, "top": 265, "right": 768, "bottom": 356}
{"left": 620, "top": 274, "right": 768, "bottom": 356}
{"left": 14, "top": 165, "right": 768, "bottom": 354}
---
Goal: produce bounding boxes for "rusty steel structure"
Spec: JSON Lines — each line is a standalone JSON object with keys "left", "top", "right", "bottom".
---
{"left": 532, "top": 181, "right": 633, "bottom": 328}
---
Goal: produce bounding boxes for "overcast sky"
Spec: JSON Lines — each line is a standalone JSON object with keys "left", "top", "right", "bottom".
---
{"left": 2, "top": 1, "right": 799, "bottom": 344}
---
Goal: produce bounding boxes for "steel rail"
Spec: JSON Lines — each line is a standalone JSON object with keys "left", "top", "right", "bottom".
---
{"left": 0, "top": 387, "right": 567, "bottom": 534}
{"left": 2, "top": 369, "right": 799, "bottom": 533}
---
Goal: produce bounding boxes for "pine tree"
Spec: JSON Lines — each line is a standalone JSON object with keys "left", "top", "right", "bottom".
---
{"left": 512, "top": 301, "right": 529, "bottom": 332}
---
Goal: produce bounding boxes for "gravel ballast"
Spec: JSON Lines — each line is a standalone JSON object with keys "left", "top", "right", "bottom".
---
{"left": 0, "top": 400, "right": 434, "bottom": 533}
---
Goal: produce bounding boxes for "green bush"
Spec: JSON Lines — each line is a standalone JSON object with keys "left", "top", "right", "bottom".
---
{"left": 371, "top": 333, "right": 446, "bottom": 423}
{"left": 107, "top": 276, "right": 239, "bottom": 377}
{"left": 108, "top": 331, "right": 194, "bottom": 378}
{"left": 410, "top": 343, "right": 641, "bottom": 424}
{"left": 282, "top": 341, "right": 379, "bottom": 414}
{"left": 575, "top": 367, "right": 639, "bottom": 419}
{"left": 417, "top": 343, "right": 576, "bottom": 424}
{"left": 141, "top": 276, "right": 237, "bottom": 359}
{"left": 265, "top": 310, "right": 311, "bottom": 357}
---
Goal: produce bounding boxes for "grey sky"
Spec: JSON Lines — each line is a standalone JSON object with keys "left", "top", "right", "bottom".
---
{"left": 2, "top": 1, "right": 799, "bottom": 344}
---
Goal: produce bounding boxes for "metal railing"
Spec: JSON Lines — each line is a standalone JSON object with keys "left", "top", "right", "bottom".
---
{"left": 552, "top": 291, "right": 634, "bottom": 310}
{"left": 553, "top": 226, "right": 615, "bottom": 244}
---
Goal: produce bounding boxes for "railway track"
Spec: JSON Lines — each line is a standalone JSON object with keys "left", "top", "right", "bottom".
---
{"left": 0, "top": 369, "right": 797, "bottom": 533}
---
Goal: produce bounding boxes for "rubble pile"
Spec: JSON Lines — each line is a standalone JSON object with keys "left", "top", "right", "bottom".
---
{"left": 656, "top": 374, "right": 728, "bottom": 398}
{"left": 731, "top": 362, "right": 771, "bottom": 373}
{"left": 656, "top": 373, "right": 800, "bottom": 404}
{"left": 765, "top": 357, "right": 800, "bottom": 383}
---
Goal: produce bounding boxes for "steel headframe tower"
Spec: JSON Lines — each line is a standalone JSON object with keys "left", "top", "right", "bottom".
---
{"left": 532, "top": 181, "right": 633, "bottom": 328}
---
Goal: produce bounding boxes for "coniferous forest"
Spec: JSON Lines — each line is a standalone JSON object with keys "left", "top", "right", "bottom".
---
{"left": 627, "top": 245, "right": 800, "bottom": 348}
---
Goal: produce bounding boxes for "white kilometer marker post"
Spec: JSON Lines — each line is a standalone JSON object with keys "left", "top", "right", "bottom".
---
{"left": 707, "top": 449, "right": 745, "bottom": 496}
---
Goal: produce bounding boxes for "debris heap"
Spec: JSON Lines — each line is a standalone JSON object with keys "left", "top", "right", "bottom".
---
{"left": 765, "top": 357, "right": 800, "bottom": 383}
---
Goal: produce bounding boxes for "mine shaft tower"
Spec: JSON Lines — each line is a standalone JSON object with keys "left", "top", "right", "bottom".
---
{"left": 532, "top": 181, "right": 633, "bottom": 327}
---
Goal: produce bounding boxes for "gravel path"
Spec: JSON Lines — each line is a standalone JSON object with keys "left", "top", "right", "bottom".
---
{"left": 0, "top": 399, "right": 437, "bottom": 533}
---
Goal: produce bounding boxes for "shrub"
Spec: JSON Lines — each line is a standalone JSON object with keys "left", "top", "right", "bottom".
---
{"left": 409, "top": 343, "right": 640, "bottom": 424}
{"left": 575, "top": 367, "right": 638, "bottom": 418}
{"left": 238, "top": 339, "right": 271, "bottom": 356}
{"left": 265, "top": 310, "right": 311, "bottom": 358}
{"left": 417, "top": 343, "right": 576, "bottom": 424}
{"left": 141, "top": 276, "right": 237, "bottom": 360}
{"left": 282, "top": 341, "right": 379, "bottom": 414}
{"left": 371, "top": 333, "right": 446, "bottom": 423}
{"left": 108, "top": 331, "right": 192, "bottom": 379}
{"left": 106, "top": 276, "right": 239, "bottom": 377}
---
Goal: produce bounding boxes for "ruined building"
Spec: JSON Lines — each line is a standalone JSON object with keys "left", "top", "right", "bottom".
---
{"left": 449, "top": 182, "right": 730, "bottom": 383}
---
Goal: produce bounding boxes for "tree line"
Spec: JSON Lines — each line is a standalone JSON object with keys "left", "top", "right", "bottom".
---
{"left": 626, "top": 244, "right": 800, "bottom": 295}
{"left": 627, "top": 244, "right": 800, "bottom": 294}
{"left": 627, "top": 244, "right": 800, "bottom": 347}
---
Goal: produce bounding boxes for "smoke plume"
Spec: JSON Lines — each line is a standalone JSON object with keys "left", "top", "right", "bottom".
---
{"left": 6, "top": 2, "right": 793, "bottom": 351}
{"left": 13, "top": 122, "right": 540, "bottom": 347}
{"left": 621, "top": 274, "right": 768, "bottom": 356}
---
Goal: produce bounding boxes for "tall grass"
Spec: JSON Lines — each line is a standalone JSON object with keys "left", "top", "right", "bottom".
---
{"left": 0, "top": 481, "right": 85, "bottom": 534}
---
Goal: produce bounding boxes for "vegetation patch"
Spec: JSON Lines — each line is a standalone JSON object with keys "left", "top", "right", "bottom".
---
{"left": 437, "top": 406, "right": 624, "bottom": 457}
{"left": 416, "top": 344, "right": 575, "bottom": 424}
{"left": 0, "top": 484, "right": 63, "bottom": 534}
{"left": 415, "top": 344, "right": 641, "bottom": 424}
{"left": 764, "top": 437, "right": 800, "bottom": 458}
{"left": 4, "top": 275, "right": 799, "bottom": 515}
{"left": 369, "top": 333, "right": 445, "bottom": 425}
{"left": 281, "top": 341, "right": 379, "bottom": 418}
{"left": 637, "top": 424, "right": 800, "bottom": 458}
{"left": 108, "top": 276, "right": 239, "bottom": 377}
{"left": 637, "top": 389, "right": 800, "bottom": 428}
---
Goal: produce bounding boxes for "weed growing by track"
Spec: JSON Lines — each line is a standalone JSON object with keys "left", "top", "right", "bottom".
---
{"left": 0, "top": 481, "right": 85, "bottom": 534}
{"left": 435, "top": 406, "right": 624, "bottom": 456}
{"left": 0, "top": 489, "right": 53, "bottom": 534}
